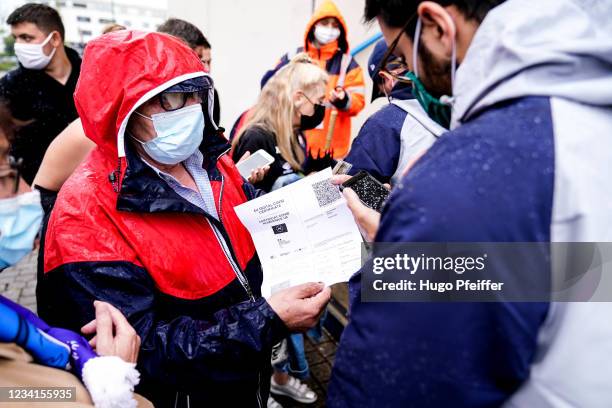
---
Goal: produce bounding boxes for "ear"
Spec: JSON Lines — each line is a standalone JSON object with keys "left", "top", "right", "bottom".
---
{"left": 417, "top": 2, "right": 456, "bottom": 56}
{"left": 49, "top": 31, "right": 62, "bottom": 47}
{"left": 384, "top": 74, "right": 396, "bottom": 91}
{"left": 293, "top": 90, "right": 305, "bottom": 107}
{"left": 379, "top": 71, "right": 395, "bottom": 92}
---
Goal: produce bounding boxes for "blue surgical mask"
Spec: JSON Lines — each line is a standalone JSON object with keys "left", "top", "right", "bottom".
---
{"left": 133, "top": 103, "right": 204, "bottom": 165}
{"left": 0, "top": 190, "right": 43, "bottom": 270}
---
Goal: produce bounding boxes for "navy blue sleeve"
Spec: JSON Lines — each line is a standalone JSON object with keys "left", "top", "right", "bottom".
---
{"left": 260, "top": 53, "right": 290, "bottom": 89}
{"left": 242, "top": 182, "right": 265, "bottom": 200}
{"left": 344, "top": 105, "right": 404, "bottom": 184}
{"left": 40, "top": 261, "right": 287, "bottom": 390}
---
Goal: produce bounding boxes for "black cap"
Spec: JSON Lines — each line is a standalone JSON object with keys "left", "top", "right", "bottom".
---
{"left": 164, "top": 75, "right": 213, "bottom": 93}
{"left": 368, "top": 39, "right": 391, "bottom": 102}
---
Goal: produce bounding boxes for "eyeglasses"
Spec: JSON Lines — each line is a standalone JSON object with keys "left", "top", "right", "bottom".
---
{"left": 375, "top": 12, "right": 418, "bottom": 84}
{"left": 385, "top": 56, "right": 409, "bottom": 74}
{"left": 301, "top": 91, "right": 325, "bottom": 106}
{"left": 0, "top": 156, "right": 22, "bottom": 197}
{"left": 158, "top": 91, "right": 204, "bottom": 112}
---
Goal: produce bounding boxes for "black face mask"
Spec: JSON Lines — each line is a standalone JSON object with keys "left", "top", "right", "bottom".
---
{"left": 300, "top": 103, "right": 326, "bottom": 130}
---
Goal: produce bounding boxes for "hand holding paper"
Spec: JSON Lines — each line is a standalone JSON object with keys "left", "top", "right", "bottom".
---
{"left": 235, "top": 168, "right": 363, "bottom": 297}
{"left": 268, "top": 282, "right": 332, "bottom": 331}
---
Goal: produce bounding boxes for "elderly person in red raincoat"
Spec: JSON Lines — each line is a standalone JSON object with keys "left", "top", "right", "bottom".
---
{"left": 38, "top": 31, "right": 330, "bottom": 408}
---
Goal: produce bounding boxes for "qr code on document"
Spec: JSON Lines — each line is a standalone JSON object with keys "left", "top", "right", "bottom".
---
{"left": 312, "top": 178, "right": 341, "bottom": 207}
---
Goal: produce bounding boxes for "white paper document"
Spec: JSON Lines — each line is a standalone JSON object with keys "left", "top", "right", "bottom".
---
{"left": 234, "top": 168, "right": 363, "bottom": 297}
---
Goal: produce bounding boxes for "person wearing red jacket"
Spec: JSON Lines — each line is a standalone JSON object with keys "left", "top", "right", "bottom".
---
{"left": 38, "top": 30, "right": 330, "bottom": 408}
{"left": 261, "top": 0, "right": 366, "bottom": 159}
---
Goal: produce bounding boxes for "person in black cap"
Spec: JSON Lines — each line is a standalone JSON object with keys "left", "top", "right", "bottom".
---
{"left": 344, "top": 39, "right": 446, "bottom": 185}
{"left": 368, "top": 38, "right": 413, "bottom": 103}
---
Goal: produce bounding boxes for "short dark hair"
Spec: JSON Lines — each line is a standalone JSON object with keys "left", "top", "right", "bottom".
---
{"left": 157, "top": 18, "right": 211, "bottom": 50}
{"left": 7, "top": 3, "right": 65, "bottom": 40}
{"left": 364, "top": 0, "right": 505, "bottom": 38}
{"left": 0, "top": 100, "right": 16, "bottom": 144}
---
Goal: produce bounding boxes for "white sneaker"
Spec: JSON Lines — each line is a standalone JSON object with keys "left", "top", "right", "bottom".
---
{"left": 270, "top": 376, "right": 318, "bottom": 404}
{"left": 267, "top": 396, "right": 284, "bottom": 408}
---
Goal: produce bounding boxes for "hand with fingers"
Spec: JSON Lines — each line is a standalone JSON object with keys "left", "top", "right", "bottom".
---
{"left": 331, "top": 175, "right": 390, "bottom": 242}
{"left": 330, "top": 86, "right": 348, "bottom": 109}
{"left": 267, "top": 282, "right": 331, "bottom": 332}
{"left": 238, "top": 151, "right": 271, "bottom": 184}
{"left": 81, "top": 301, "right": 141, "bottom": 364}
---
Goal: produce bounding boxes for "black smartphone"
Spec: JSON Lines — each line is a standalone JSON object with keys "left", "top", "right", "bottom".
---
{"left": 341, "top": 171, "right": 389, "bottom": 212}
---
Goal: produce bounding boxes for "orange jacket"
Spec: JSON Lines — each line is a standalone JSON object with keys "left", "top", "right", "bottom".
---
{"left": 262, "top": 0, "right": 365, "bottom": 158}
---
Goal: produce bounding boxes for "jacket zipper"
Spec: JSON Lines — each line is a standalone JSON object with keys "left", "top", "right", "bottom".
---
{"left": 212, "top": 149, "right": 255, "bottom": 301}
{"left": 256, "top": 371, "right": 263, "bottom": 408}
{"left": 217, "top": 157, "right": 263, "bottom": 408}
{"left": 216, "top": 149, "right": 262, "bottom": 408}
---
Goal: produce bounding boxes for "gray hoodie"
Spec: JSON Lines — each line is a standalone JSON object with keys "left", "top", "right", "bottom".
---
{"left": 450, "top": 1, "right": 612, "bottom": 407}
{"left": 452, "top": 0, "right": 612, "bottom": 129}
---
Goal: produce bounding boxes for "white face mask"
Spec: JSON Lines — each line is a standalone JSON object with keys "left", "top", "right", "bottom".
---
{"left": 14, "top": 32, "right": 57, "bottom": 70}
{"left": 314, "top": 24, "right": 341, "bottom": 45}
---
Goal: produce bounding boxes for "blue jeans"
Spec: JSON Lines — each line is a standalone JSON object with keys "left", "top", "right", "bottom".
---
{"left": 273, "top": 312, "right": 327, "bottom": 379}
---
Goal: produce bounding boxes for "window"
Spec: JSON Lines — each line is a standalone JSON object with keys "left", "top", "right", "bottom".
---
{"left": 79, "top": 30, "right": 92, "bottom": 36}
{"left": 99, "top": 18, "right": 115, "bottom": 24}
{"left": 91, "top": 2, "right": 111, "bottom": 12}
{"left": 73, "top": 2, "right": 87, "bottom": 8}
{"left": 76, "top": 16, "right": 91, "bottom": 22}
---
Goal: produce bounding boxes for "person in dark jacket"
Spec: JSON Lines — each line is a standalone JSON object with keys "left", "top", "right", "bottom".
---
{"left": 232, "top": 54, "right": 328, "bottom": 193}
{"left": 329, "top": 0, "right": 612, "bottom": 407}
{"left": 0, "top": 3, "right": 81, "bottom": 185}
{"left": 344, "top": 39, "right": 444, "bottom": 185}
{"left": 38, "top": 31, "right": 330, "bottom": 408}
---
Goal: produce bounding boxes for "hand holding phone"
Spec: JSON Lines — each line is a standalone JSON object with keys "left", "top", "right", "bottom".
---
{"left": 236, "top": 149, "right": 275, "bottom": 180}
{"left": 341, "top": 171, "right": 390, "bottom": 212}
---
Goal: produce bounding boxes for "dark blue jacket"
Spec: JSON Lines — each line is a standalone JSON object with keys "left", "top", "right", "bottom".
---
{"left": 39, "top": 32, "right": 287, "bottom": 408}
{"left": 344, "top": 85, "right": 413, "bottom": 184}
{"left": 330, "top": 0, "right": 612, "bottom": 404}
{"left": 40, "top": 134, "right": 285, "bottom": 408}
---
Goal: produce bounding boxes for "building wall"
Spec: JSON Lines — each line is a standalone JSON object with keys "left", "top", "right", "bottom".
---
{"left": 168, "top": 0, "right": 381, "bottom": 141}
{"left": 38, "top": 0, "right": 166, "bottom": 47}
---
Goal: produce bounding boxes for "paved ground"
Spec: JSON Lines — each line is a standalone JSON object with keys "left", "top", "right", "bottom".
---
{"left": 0, "top": 250, "right": 38, "bottom": 313}
{"left": 272, "top": 330, "right": 337, "bottom": 408}
{"left": 0, "top": 249, "right": 338, "bottom": 407}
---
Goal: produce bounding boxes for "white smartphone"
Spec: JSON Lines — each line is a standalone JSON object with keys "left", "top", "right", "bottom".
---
{"left": 236, "top": 149, "right": 275, "bottom": 179}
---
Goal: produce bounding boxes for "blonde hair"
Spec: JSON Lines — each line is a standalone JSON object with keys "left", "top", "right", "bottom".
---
{"left": 102, "top": 23, "right": 126, "bottom": 34}
{"left": 234, "top": 54, "right": 328, "bottom": 170}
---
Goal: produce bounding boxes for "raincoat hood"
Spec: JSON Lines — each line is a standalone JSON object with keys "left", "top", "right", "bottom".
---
{"left": 451, "top": 0, "right": 612, "bottom": 129}
{"left": 304, "top": 0, "right": 349, "bottom": 54}
{"left": 74, "top": 30, "right": 210, "bottom": 158}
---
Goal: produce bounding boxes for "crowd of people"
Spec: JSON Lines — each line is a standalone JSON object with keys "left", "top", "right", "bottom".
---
{"left": 0, "top": 0, "right": 611, "bottom": 407}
